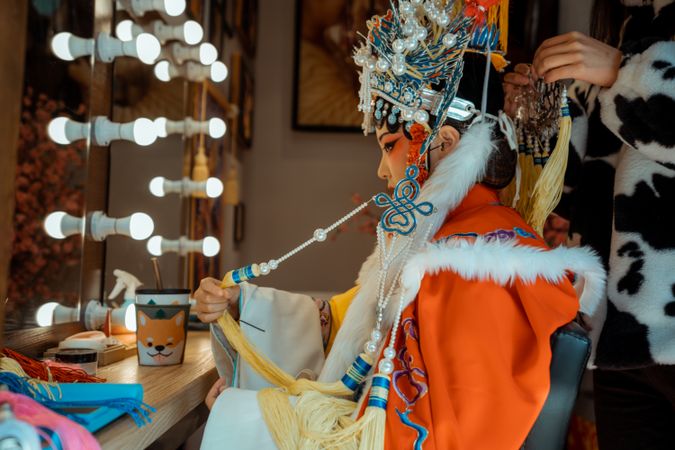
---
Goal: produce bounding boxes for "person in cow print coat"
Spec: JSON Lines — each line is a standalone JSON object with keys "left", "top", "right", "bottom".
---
{"left": 505, "top": 0, "right": 675, "bottom": 448}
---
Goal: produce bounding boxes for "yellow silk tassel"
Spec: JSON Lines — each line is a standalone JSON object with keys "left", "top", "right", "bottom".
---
{"left": 527, "top": 97, "right": 572, "bottom": 234}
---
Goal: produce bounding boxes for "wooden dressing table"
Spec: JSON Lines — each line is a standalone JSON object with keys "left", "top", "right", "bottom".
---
{"left": 95, "top": 331, "right": 217, "bottom": 450}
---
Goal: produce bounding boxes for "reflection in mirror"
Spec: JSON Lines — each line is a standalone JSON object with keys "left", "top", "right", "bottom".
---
{"left": 5, "top": 0, "right": 95, "bottom": 331}
{"left": 104, "top": 8, "right": 192, "bottom": 299}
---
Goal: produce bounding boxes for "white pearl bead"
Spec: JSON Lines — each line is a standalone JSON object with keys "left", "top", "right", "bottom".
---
{"left": 376, "top": 58, "right": 390, "bottom": 72}
{"left": 423, "top": 2, "right": 434, "bottom": 13}
{"left": 364, "top": 341, "right": 378, "bottom": 355}
{"left": 371, "top": 329, "right": 382, "bottom": 342}
{"left": 366, "top": 57, "right": 376, "bottom": 71}
{"left": 400, "top": 2, "right": 414, "bottom": 16}
{"left": 402, "top": 109, "right": 414, "bottom": 121}
{"left": 392, "top": 39, "right": 406, "bottom": 53}
{"left": 414, "top": 109, "right": 429, "bottom": 123}
{"left": 428, "top": 10, "right": 439, "bottom": 22}
{"left": 313, "top": 228, "right": 327, "bottom": 242}
{"left": 393, "top": 53, "right": 404, "bottom": 64}
{"left": 443, "top": 33, "right": 457, "bottom": 47}
{"left": 269, "top": 259, "right": 279, "bottom": 270}
{"left": 437, "top": 13, "right": 450, "bottom": 27}
{"left": 405, "top": 38, "right": 418, "bottom": 51}
{"left": 384, "top": 347, "right": 396, "bottom": 359}
{"left": 411, "top": 0, "right": 423, "bottom": 5}
{"left": 416, "top": 27, "right": 428, "bottom": 41}
{"left": 392, "top": 63, "right": 406, "bottom": 76}
{"left": 378, "top": 359, "right": 394, "bottom": 374}
{"left": 402, "top": 21, "right": 415, "bottom": 36}
{"left": 259, "top": 263, "right": 270, "bottom": 275}
{"left": 354, "top": 54, "right": 367, "bottom": 66}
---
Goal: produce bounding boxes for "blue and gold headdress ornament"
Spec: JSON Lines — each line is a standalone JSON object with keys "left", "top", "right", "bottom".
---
{"left": 354, "top": 0, "right": 509, "bottom": 158}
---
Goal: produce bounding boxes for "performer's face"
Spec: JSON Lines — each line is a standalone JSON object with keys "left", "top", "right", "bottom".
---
{"left": 374, "top": 124, "right": 460, "bottom": 189}
{"left": 375, "top": 127, "right": 409, "bottom": 189}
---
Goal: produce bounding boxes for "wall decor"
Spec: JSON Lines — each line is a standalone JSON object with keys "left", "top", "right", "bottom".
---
{"left": 292, "top": 0, "right": 389, "bottom": 131}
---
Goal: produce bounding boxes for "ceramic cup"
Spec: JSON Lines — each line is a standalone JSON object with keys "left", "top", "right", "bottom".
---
{"left": 135, "top": 288, "right": 190, "bottom": 306}
{"left": 135, "top": 303, "right": 190, "bottom": 366}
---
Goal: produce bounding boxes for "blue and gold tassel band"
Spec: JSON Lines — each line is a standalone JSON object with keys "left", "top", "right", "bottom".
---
{"left": 367, "top": 374, "right": 391, "bottom": 410}
{"left": 341, "top": 353, "right": 373, "bottom": 392}
{"left": 221, "top": 264, "right": 261, "bottom": 288}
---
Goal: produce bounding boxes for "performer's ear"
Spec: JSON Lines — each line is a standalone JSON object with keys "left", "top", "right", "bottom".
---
{"left": 438, "top": 125, "right": 460, "bottom": 154}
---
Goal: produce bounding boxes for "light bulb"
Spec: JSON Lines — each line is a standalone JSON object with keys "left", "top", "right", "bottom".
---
{"left": 199, "top": 43, "right": 217, "bottom": 65}
{"left": 147, "top": 236, "right": 163, "bottom": 256}
{"left": 95, "top": 32, "right": 160, "bottom": 65}
{"left": 210, "top": 61, "right": 228, "bottom": 82}
{"left": 205, "top": 177, "right": 224, "bottom": 198}
{"left": 125, "top": 304, "right": 137, "bottom": 332}
{"left": 47, "top": 116, "right": 90, "bottom": 144}
{"left": 132, "top": 118, "right": 158, "bottom": 145}
{"left": 163, "top": 0, "right": 186, "bottom": 16}
{"left": 44, "top": 211, "right": 83, "bottom": 239}
{"left": 36, "top": 302, "right": 59, "bottom": 327}
{"left": 146, "top": 235, "right": 220, "bottom": 256}
{"left": 149, "top": 176, "right": 166, "bottom": 197}
{"left": 89, "top": 211, "right": 154, "bottom": 241}
{"left": 208, "top": 118, "right": 226, "bottom": 138}
{"left": 134, "top": 33, "right": 161, "bottom": 64}
{"left": 51, "top": 32, "right": 94, "bottom": 61}
{"left": 153, "top": 117, "right": 168, "bottom": 138}
{"left": 115, "top": 20, "right": 141, "bottom": 41}
{"left": 124, "top": 0, "right": 186, "bottom": 17}
{"left": 158, "top": 117, "right": 227, "bottom": 138}
{"left": 44, "top": 212, "right": 67, "bottom": 238}
{"left": 154, "top": 60, "right": 173, "bottom": 81}
{"left": 202, "top": 237, "right": 220, "bottom": 257}
{"left": 182, "top": 20, "right": 204, "bottom": 45}
{"left": 93, "top": 116, "right": 158, "bottom": 146}
{"left": 129, "top": 212, "right": 154, "bottom": 240}
{"left": 36, "top": 301, "right": 79, "bottom": 326}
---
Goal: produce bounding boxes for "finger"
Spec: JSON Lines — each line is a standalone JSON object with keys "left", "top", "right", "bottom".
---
{"left": 514, "top": 63, "right": 530, "bottom": 76}
{"left": 197, "top": 311, "right": 223, "bottom": 323}
{"left": 533, "top": 40, "right": 584, "bottom": 70}
{"left": 543, "top": 63, "right": 583, "bottom": 83}
{"left": 534, "top": 31, "right": 584, "bottom": 58}
{"left": 199, "top": 278, "right": 225, "bottom": 297}
{"left": 197, "top": 300, "right": 229, "bottom": 314}
{"left": 504, "top": 72, "right": 529, "bottom": 86}
{"left": 200, "top": 293, "right": 230, "bottom": 305}
{"left": 534, "top": 52, "right": 583, "bottom": 78}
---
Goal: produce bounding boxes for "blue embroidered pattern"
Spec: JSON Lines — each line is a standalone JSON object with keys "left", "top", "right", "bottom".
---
{"left": 396, "top": 409, "right": 429, "bottom": 450}
{"left": 375, "top": 166, "right": 433, "bottom": 236}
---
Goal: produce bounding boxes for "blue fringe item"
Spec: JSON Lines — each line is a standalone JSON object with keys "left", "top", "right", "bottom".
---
{"left": 0, "top": 372, "right": 156, "bottom": 433}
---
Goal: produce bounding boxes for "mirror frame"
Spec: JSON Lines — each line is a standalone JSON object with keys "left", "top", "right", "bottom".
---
{"left": 2, "top": 0, "right": 114, "bottom": 357}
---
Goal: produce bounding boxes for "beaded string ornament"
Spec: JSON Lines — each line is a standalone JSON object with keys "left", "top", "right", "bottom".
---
{"left": 500, "top": 77, "right": 572, "bottom": 233}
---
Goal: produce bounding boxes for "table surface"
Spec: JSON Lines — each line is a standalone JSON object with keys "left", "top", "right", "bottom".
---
{"left": 95, "top": 331, "right": 217, "bottom": 450}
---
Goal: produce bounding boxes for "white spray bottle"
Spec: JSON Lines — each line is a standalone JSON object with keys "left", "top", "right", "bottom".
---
{"left": 108, "top": 269, "right": 143, "bottom": 333}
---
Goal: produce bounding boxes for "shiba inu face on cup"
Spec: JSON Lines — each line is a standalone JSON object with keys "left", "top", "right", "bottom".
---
{"left": 137, "top": 309, "right": 186, "bottom": 366}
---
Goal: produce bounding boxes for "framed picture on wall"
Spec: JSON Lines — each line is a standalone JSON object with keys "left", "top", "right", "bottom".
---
{"left": 235, "top": 0, "right": 258, "bottom": 56}
{"left": 292, "top": 0, "right": 389, "bottom": 132}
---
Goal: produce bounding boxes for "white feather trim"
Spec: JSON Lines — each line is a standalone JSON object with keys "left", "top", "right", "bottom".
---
{"left": 319, "top": 120, "right": 498, "bottom": 382}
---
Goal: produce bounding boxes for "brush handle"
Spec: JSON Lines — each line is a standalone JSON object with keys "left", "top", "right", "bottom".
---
{"left": 221, "top": 264, "right": 261, "bottom": 288}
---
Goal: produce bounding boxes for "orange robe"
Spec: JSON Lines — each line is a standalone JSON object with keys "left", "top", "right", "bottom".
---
{"left": 357, "top": 185, "right": 579, "bottom": 449}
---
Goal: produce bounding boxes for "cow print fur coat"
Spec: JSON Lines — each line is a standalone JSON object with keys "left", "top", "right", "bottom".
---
{"left": 558, "top": 0, "right": 675, "bottom": 369}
